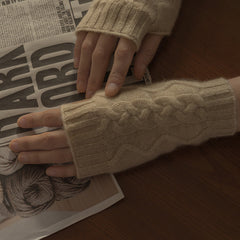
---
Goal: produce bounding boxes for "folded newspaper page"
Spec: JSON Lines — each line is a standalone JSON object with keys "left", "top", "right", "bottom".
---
{"left": 0, "top": 1, "right": 125, "bottom": 239}
{"left": 0, "top": 173, "right": 123, "bottom": 240}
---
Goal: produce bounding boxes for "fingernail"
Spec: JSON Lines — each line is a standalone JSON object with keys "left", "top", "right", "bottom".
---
{"left": 106, "top": 83, "right": 119, "bottom": 97}
{"left": 18, "top": 117, "right": 27, "bottom": 128}
{"left": 10, "top": 141, "right": 19, "bottom": 152}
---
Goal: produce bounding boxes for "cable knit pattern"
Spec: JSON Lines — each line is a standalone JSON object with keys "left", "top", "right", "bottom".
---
{"left": 61, "top": 78, "right": 237, "bottom": 178}
{"left": 76, "top": 0, "right": 182, "bottom": 50}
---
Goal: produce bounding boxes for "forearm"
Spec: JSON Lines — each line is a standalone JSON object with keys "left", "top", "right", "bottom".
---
{"left": 61, "top": 78, "right": 237, "bottom": 178}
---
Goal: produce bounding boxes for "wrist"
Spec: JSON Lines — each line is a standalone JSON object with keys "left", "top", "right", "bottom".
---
{"left": 76, "top": 0, "right": 153, "bottom": 50}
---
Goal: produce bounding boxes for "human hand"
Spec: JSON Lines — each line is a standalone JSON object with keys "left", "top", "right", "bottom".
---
{"left": 9, "top": 109, "right": 76, "bottom": 177}
{"left": 74, "top": 32, "right": 162, "bottom": 98}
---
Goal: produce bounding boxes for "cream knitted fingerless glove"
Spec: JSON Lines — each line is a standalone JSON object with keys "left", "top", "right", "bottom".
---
{"left": 61, "top": 78, "right": 237, "bottom": 178}
{"left": 76, "top": 0, "right": 182, "bottom": 50}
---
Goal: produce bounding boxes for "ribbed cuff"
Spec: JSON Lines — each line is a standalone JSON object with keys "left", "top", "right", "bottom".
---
{"left": 76, "top": 0, "right": 154, "bottom": 50}
{"left": 61, "top": 98, "right": 111, "bottom": 178}
{"left": 197, "top": 78, "right": 237, "bottom": 138}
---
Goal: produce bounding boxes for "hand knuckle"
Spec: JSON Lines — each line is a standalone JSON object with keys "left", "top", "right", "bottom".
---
{"left": 109, "top": 71, "right": 124, "bottom": 85}
{"left": 21, "top": 139, "right": 30, "bottom": 150}
{"left": 115, "top": 47, "right": 129, "bottom": 59}
{"left": 74, "top": 42, "right": 81, "bottom": 50}
{"left": 41, "top": 132, "right": 53, "bottom": 146}
{"left": 92, "top": 47, "right": 105, "bottom": 60}
{"left": 42, "top": 113, "right": 54, "bottom": 125}
{"left": 82, "top": 41, "right": 94, "bottom": 53}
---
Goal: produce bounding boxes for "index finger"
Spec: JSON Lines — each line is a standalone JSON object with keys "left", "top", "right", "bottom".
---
{"left": 105, "top": 38, "right": 136, "bottom": 97}
{"left": 17, "top": 108, "right": 62, "bottom": 128}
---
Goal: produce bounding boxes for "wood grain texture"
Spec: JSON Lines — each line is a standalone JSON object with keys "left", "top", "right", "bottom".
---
{"left": 46, "top": 0, "right": 240, "bottom": 239}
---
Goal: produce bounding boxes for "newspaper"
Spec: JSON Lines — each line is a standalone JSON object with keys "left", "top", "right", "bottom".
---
{"left": 0, "top": 0, "right": 91, "bottom": 49}
{"left": 0, "top": 0, "right": 93, "bottom": 146}
{"left": 0, "top": 32, "right": 85, "bottom": 146}
{"left": 0, "top": 174, "right": 124, "bottom": 240}
{"left": 0, "top": 1, "right": 126, "bottom": 239}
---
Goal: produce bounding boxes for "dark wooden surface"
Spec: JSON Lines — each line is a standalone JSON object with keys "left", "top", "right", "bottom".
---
{"left": 46, "top": 1, "right": 240, "bottom": 239}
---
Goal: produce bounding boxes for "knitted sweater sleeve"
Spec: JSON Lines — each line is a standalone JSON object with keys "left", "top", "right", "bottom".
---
{"left": 76, "top": 0, "right": 182, "bottom": 50}
{"left": 61, "top": 78, "right": 237, "bottom": 179}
